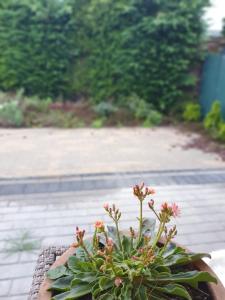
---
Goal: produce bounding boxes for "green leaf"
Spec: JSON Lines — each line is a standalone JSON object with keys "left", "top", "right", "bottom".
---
{"left": 151, "top": 271, "right": 217, "bottom": 288}
{"left": 50, "top": 275, "right": 73, "bottom": 292}
{"left": 164, "top": 252, "right": 211, "bottom": 267}
{"left": 122, "top": 235, "right": 132, "bottom": 255}
{"left": 67, "top": 256, "right": 93, "bottom": 272}
{"left": 67, "top": 256, "right": 80, "bottom": 272}
{"left": 136, "top": 285, "right": 148, "bottom": 300}
{"left": 162, "top": 243, "right": 184, "bottom": 258}
{"left": 47, "top": 265, "right": 67, "bottom": 280}
{"left": 98, "top": 292, "right": 114, "bottom": 300}
{"left": 57, "top": 283, "right": 92, "bottom": 300}
{"left": 51, "top": 291, "right": 71, "bottom": 300}
{"left": 99, "top": 276, "right": 114, "bottom": 291}
{"left": 120, "top": 283, "right": 132, "bottom": 300}
{"left": 155, "top": 283, "right": 192, "bottom": 300}
{"left": 72, "top": 272, "right": 97, "bottom": 284}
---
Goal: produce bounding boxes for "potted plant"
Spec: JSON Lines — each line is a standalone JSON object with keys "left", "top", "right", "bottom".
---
{"left": 39, "top": 183, "right": 225, "bottom": 300}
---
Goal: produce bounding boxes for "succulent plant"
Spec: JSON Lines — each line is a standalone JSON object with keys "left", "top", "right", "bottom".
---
{"left": 47, "top": 183, "right": 217, "bottom": 300}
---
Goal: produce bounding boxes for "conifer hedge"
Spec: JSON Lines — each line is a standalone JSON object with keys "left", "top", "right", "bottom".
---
{"left": 0, "top": 0, "right": 75, "bottom": 97}
{"left": 0, "top": 0, "right": 209, "bottom": 111}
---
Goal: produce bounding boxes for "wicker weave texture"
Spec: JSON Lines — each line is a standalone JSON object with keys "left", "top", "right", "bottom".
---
{"left": 28, "top": 246, "right": 68, "bottom": 300}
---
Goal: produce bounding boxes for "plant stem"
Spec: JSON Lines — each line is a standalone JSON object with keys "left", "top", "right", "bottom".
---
{"left": 115, "top": 220, "right": 123, "bottom": 251}
{"left": 152, "top": 221, "right": 165, "bottom": 249}
{"left": 138, "top": 200, "right": 143, "bottom": 244}
{"left": 92, "top": 228, "right": 97, "bottom": 250}
{"left": 81, "top": 243, "right": 93, "bottom": 260}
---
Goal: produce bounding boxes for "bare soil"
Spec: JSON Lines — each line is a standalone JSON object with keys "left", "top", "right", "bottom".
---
{"left": 176, "top": 123, "right": 225, "bottom": 162}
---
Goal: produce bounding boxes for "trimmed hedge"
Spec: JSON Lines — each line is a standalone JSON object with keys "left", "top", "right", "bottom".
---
{"left": 0, "top": 0, "right": 75, "bottom": 97}
{"left": 0, "top": 0, "right": 209, "bottom": 111}
{"left": 73, "top": 0, "right": 208, "bottom": 111}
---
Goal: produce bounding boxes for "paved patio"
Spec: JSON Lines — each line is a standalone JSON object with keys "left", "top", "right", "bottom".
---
{"left": 1, "top": 170, "right": 225, "bottom": 299}
{"left": 0, "top": 127, "right": 224, "bottom": 178}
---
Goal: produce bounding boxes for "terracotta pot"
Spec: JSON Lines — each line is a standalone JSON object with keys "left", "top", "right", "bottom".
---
{"left": 38, "top": 246, "right": 225, "bottom": 300}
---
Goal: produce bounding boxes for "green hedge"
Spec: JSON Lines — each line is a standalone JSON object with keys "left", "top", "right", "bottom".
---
{"left": 0, "top": 0, "right": 209, "bottom": 111}
{"left": 0, "top": 0, "right": 75, "bottom": 98}
{"left": 72, "top": 0, "right": 208, "bottom": 111}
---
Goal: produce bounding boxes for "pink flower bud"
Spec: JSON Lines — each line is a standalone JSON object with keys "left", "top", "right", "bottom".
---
{"left": 148, "top": 199, "right": 154, "bottom": 207}
{"left": 103, "top": 203, "right": 109, "bottom": 211}
{"left": 95, "top": 220, "right": 104, "bottom": 229}
{"left": 114, "top": 277, "right": 123, "bottom": 287}
{"left": 161, "top": 202, "right": 169, "bottom": 211}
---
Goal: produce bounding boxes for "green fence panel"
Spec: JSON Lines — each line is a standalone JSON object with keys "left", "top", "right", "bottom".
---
{"left": 200, "top": 53, "right": 225, "bottom": 119}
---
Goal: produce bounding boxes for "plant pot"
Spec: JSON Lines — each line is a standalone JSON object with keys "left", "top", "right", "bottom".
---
{"left": 38, "top": 244, "right": 225, "bottom": 300}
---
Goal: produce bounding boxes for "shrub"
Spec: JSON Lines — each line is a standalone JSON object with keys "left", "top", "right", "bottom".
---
{"left": 183, "top": 102, "right": 201, "bottom": 122}
{"left": 203, "top": 101, "right": 225, "bottom": 142}
{"left": 0, "top": 101, "right": 23, "bottom": 127}
{"left": 143, "top": 110, "right": 162, "bottom": 127}
{"left": 73, "top": 0, "right": 209, "bottom": 112}
{"left": 0, "top": 0, "right": 75, "bottom": 98}
{"left": 203, "top": 101, "right": 223, "bottom": 136}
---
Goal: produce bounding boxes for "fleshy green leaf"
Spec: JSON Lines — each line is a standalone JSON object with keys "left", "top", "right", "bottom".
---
{"left": 51, "top": 291, "right": 71, "bottom": 300}
{"left": 150, "top": 271, "right": 217, "bottom": 288}
{"left": 135, "top": 285, "right": 148, "bottom": 300}
{"left": 164, "top": 252, "right": 211, "bottom": 267}
{"left": 99, "top": 276, "right": 114, "bottom": 291}
{"left": 155, "top": 283, "right": 192, "bottom": 300}
{"left": 122, "top": 235, "right": 132, "bottom": 255}
{"left": 47, "top": 265, "right": 67, "bottom": 280}
{"left": 56, "top": 283, "right": 92, "bottom": 300}
{"left": 50, "top": 275, "right": 73, "bottom": 292}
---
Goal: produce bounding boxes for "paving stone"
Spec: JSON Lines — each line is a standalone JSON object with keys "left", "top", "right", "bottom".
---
{"left": 1, "top": 296, "right": 26, "bottom": 300}
{"left": 0, "top": 253, "right": 19, "bottom": 265}
{"left": 0, "top": 262, "right": 36, "bottom": 279}
{"left": 10, "top": 277, "right": 32, "bottom": 295}
{"left": 0, "top": 280, "right": 11, "bottom": 296}
{"left": 19, "top": 251, "right": 40, "bottom": 263}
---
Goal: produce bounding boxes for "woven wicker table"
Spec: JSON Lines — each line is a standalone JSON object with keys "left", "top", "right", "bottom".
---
{"left": 28, "top": 246, "right": 68, "bottom": 300}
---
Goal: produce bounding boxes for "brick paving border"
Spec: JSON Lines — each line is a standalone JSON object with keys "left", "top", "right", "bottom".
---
{"left": 1, "top": 168, "right": 225, "bottom": 196}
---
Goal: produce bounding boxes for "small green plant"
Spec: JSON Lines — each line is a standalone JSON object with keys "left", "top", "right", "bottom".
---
{"left": 94, "top": 102, "right": 118, "bottom": 117}
{"left": 183, "top": 103, "right": 201, "bottom": 122}
{"left": 23, "top": 96, "right": 52, "bottom": 113}
{"left": 0, "top": 101, "right": 23, "bottom": 127}
{"left": 5, "top": 230, "right": 41, "bottom": 253}
{"left": 127, "top": 94, "right": 162, "bottom": 126}
{"left": 47, "top": 183, "right": 217, "bottom": 300}
{"left": 91, "top": 118, "right": 105, "bottom": 128}
{"left": 143, "top": 110, "right": 162, "bottom": 127}
{"left": 204, "top": 101, "right": 222, "bottom": 134}
{"left": 127, "top": 94, "right": 149, "bottom": 120}
{"left": 203, "top": 101, "right": 225, "bottom": 142}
